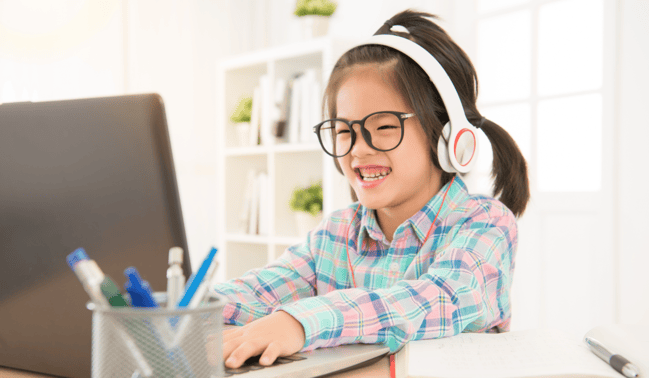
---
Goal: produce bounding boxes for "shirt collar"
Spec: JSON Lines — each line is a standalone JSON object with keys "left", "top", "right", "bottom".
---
{"left": 358, "top": 176, "right": 469, "bottom": 244}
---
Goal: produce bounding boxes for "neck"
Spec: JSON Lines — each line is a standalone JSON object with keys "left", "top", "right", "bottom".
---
{"left": 376, "top": 181, "right": 444, "bottom": 242}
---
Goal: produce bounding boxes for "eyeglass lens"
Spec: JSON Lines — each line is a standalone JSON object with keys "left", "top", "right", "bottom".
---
{"left": 318, "top": 112, "right": 403, "bottom": 157}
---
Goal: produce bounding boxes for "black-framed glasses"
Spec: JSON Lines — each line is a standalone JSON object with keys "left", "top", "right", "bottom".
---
{"left": 313, "top": 111, "right": 415, "bottom": 157}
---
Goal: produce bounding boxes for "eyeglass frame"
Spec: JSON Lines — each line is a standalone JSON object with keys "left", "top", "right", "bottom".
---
{"left": 312, "top": 111, "right": 416, "bottom": 158}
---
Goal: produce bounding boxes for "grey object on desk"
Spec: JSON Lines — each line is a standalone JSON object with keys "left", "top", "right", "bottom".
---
{"left": 584, "top": 337, "right": 640, "bottom": 378}
{"left": 0, "top": 94, "right": 191, "bottom": 378}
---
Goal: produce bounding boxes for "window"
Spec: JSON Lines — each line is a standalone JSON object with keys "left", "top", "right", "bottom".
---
{"left": 476, "top": 0, "right": 604, "bottom": 192}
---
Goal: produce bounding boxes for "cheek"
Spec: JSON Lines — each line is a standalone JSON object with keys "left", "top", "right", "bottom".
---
{"left": 337, "top": 157, "right": 354, "bottom": 177}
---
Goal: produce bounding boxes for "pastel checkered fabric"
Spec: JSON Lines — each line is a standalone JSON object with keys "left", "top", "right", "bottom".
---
{"left": 214, "top": 176, "right": 518, "bottom": 352}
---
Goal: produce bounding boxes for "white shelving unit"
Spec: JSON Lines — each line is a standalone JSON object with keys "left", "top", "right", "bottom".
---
{"left": 216, "top": 37, "right": 358, "bottom": 281}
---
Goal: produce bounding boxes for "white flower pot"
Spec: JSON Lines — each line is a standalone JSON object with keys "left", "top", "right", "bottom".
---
{"left": 300, "top": 15, "right": 330, "bottom": 39}
{"left": 234, "top": 122, "right": 250, "bottom": 147}
{"left": 295, "top": 211, "right": 323, "bottom": 237}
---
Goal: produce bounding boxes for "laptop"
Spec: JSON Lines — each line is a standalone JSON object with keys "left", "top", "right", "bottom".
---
{"left": 0, "top": 94, "right": 191, "bottom": 377}
{"left": 0, "top": 94, "right": 390, "bottom": 378}
{"left": 222, "top": 341, "right": 389, "bottom": 378}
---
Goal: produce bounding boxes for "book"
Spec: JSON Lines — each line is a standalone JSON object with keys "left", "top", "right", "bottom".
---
{"left": 258, "top": 74, "right": 272, "bottom": 145}
{"left": 395, "top": 325, "right": 648, "bottom": 378}
{"left": 240, "top": 169, "right": 256, "bottom": 233}
{"left": 299, "top": 69, "right": 317, "bottom": 144}
{"left": 257, "top": 172, "right": 269, "bottom": 236}
{"left": 249, "top": 86, "right": 261, "bottom": 146}
{"left": 247, "top": 172, "right": 260, "bottom": 235}
{"left": 287, "top": 74, "right": 302, "bottom": 144}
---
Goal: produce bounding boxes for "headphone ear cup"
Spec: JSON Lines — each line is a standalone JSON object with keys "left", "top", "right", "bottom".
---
{"left": 437, "top": 122, "right": 457, "bottom": 173}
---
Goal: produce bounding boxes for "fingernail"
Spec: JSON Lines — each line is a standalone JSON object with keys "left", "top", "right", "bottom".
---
{"left": 260, "top": 356, "right": 271, "bottom": 365}
{"left": 226, "top": 357, "right": 236, "bottom": 366}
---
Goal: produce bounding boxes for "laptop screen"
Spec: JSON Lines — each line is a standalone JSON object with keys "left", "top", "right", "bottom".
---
{"left": 0, "top": 94, "right": 191, "bottom": 377}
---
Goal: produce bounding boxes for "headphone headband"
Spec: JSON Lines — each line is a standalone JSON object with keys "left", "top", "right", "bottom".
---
{"left": 354, "top": 34, "right": 479, "bottom": 173}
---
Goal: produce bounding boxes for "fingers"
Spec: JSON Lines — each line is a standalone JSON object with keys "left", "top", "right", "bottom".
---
{"left": 259, "top": 342, "right": 282, "bottom": 366}
{"left": 224, "top": 338, "right": 266, "bottom": 368}
{"left": 220, "top": 312, "right": 306, "bottom": 368}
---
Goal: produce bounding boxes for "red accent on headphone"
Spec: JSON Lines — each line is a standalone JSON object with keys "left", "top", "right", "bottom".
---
{"left": 454, "top": 129, "right": 476, "bottom": 167}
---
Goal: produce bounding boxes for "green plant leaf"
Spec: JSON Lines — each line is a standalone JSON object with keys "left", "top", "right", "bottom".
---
{"left": 230, "top": 97, "right": 252, "bottom": 123}
{"left": 289, "top": 181, "right": 323, "bottom": 215}
{"left": 294, "top": 0, "right": 337, "bottom": 17}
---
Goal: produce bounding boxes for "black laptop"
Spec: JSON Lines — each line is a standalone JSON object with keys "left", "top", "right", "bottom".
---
{"left": 0, "top": 94, "right": 192, "bottom": 377}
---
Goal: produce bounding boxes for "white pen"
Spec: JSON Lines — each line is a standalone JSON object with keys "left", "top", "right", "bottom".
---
{"left": 67, "top": 249, "right": 153, "bottom": 377}
{"left": 166, "top": 247, "right": 186, "bottom": 309}
{"left": 584, "top": 337, "right": 640, "bottom": 378}
{"left": 170, "top": 258, "right": 219, "bottom": 347}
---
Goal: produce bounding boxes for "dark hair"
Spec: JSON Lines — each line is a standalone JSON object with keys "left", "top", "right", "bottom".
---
{"left": 323, "top": 9, "right": 530, "bottom": 217}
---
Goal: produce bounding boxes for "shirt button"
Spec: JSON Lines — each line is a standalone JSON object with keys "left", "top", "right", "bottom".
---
{"left": 390, "top": 262, "right": 400, "bottom": 272}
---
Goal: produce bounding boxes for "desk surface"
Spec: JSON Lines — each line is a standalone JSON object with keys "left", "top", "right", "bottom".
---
{"left": 0, "top": 355, "right": 391, "bottom": 378}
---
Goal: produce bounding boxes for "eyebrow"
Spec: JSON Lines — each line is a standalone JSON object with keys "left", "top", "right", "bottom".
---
{"left": 335, "top": 112, "right": 403, "bottom": 122}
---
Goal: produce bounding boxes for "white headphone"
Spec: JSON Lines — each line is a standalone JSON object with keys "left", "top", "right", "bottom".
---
{"left": 356, "top": 34, "right": 479, "bottom": 174}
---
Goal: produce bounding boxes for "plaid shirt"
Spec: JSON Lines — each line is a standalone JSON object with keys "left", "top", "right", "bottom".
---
{"left": 214, "top": 176, "right": 518, "bottom": 353}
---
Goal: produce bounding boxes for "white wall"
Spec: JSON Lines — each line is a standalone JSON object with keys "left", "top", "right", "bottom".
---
{"left": 617, "top": 0, "right": 649, "bottom": 324}
{"left": 123, "top": 0, "right": 223, "bottom": 270}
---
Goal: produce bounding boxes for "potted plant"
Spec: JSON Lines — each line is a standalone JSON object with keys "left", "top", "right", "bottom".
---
{"left": 289, "top": 181, "right": 323, "bottom": 236}
{"left": 294, "top": 0, "right": 337, "bottom": 39}
{"left": 230, "top": 96, "right": 252, "bottom": 146}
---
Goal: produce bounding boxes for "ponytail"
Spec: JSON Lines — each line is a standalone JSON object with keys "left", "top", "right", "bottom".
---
{"left": 479, "top": 118, "right": 530, "bottom": 217}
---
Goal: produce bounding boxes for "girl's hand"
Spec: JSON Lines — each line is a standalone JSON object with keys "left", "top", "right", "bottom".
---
{"left": 222, "top": 310, "right": 306, "bottom": 368}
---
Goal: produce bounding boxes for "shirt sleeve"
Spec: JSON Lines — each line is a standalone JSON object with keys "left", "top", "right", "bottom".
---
{"left": 278, "top": 202, "right": 517, "bottom": 353}
{"left": 213, "top": 236, "right": 318, "bottom": 326}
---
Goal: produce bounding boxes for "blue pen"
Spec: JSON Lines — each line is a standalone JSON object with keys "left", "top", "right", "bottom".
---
{"left": 123, "top": 267, "right": 195, "bottom": 378}
{"left": 124, "top": 267, "right": 159, "bottom": 308}
{"left": 177, "top": 247, "right": 218, "bottom": 308}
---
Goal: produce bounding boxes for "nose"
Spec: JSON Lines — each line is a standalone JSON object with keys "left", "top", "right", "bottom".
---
{"left": 350, "top": 123, "right": 376, "bottom": 157}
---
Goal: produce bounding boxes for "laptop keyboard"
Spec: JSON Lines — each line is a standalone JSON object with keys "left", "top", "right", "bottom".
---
{"left": 224, "top": 354, "right": 307, "bottom": 376}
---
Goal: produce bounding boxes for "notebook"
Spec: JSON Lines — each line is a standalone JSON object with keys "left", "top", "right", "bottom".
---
{"left": 0, "top": 94, "right": 191, "bottom": 378}
{"left": 394, "top": 324, "right": 648, "bottom": 378}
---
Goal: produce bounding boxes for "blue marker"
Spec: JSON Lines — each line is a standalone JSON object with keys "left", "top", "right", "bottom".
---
{"left": 124, "top": 267, "right": 159, "bottom": 308}
{"left": 123, "top": 267, "right": 194, "bottom": 377}
{"left": 177, "top": 247, "right": 218, "bottom": 308}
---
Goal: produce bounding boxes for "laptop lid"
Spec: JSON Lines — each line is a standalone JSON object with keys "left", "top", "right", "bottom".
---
{"left": 0, "top": 94, "right": 191, "bottom": 378}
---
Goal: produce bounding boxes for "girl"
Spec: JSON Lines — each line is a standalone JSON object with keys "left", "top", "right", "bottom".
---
{"left": 216, "top": 9, "right": 529, "bottom": 369}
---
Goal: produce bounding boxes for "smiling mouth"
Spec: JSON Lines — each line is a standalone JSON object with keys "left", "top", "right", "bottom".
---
{"left": 355, "top": 167, "right": 392, "bottom": 181}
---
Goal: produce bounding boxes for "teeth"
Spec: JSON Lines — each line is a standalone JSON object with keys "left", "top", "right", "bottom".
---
{"left": 361, "top": 170, "right": 390, "bottom": 181}
{"left": 356, "top": 167, "right": 391, "bottom": 181}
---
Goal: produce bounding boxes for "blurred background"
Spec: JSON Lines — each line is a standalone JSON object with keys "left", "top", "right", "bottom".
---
{"left": 1, "top": 0, "right": 647, "bottom": 338}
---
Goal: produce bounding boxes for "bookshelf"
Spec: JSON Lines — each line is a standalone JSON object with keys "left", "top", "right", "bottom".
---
{"left": 216, "top": 37, "right": 359, "bottom": 281}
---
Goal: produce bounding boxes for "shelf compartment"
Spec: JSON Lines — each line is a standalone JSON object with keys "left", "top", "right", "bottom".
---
{"left": 224, "top": 154, "right": 267, "bottom": 235}
{"left": 274, "top": 150, "right": 323, "bottom": 238}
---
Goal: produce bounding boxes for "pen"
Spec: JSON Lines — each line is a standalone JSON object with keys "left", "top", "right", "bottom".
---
{"left": 177, "top": 247, "right": 218, "bottom": 308}
{"left": 584, "top": 337, "right": 640, "bottom": 378}
{"left": 188, "top": 257, "right": 219, "bottom": 308}
{"left": 170, "top": 247, "right": 219, "bottom": 347}
{"left": 66, "top": 248, "right": 153, "bottom": 377}
{"left": 123, "top": 267, "right": 195, "bottom": 378}
{"left": 124, "top": 267, "right": 159, "bottom": 308}
{"left": 166, "top": 247, "right": 185, "bottom": 309}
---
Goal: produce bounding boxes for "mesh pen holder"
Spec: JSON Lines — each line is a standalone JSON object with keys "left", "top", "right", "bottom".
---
{"left": 87, "top": 292, "right": 226, "bottom": 378}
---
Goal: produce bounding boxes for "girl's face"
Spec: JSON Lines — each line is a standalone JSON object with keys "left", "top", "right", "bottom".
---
{"left": 336, "top": 66, "right": 442, "bottom": 219}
